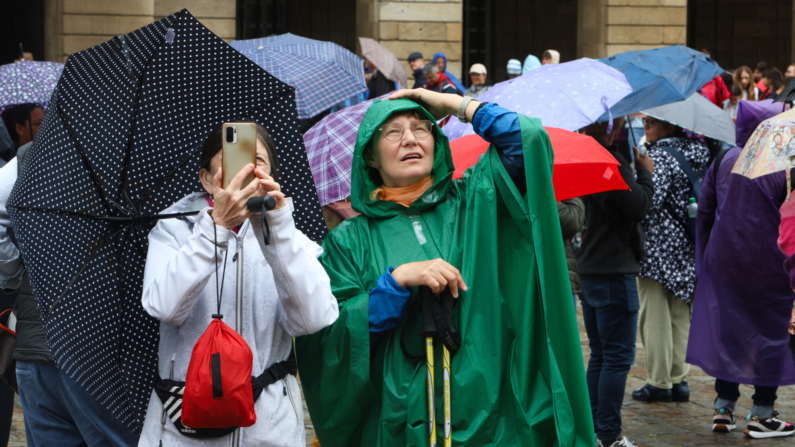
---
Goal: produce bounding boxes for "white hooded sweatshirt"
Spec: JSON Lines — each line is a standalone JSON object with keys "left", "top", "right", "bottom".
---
{"left": 138, "top": 193, "right": 338, "bottom": 446}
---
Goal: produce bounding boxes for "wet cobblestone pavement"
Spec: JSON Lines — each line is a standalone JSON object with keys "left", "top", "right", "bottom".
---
{"left": 9, "top": 302, "right": 795, "bottom": 446}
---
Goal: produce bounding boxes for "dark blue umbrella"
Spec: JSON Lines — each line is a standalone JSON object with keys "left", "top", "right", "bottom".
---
{"left": 597, "top": 45, "right": 723, "bottom": 121}
{"left": 231, "top": 34, "right": 367, "bottom": 120}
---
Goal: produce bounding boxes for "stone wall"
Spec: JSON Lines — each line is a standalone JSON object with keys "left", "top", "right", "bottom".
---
{"left": 376, "top": 1, "right": 463, "bottom": 83}
{"left": 605, "top": 0, "right": 687, "bottom": 56}
{"left": 52, "top": 0, "right": 235, "bottom": 62}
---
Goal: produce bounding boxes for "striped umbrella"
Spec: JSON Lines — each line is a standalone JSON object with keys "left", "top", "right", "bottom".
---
{"left": 231, "top": 34, "right": 368, "bottom": 119}
{"left": 0, "top": 60, "right": 64, "bottom": 112}
{"left": 303, "top": 93, "right": 392, "bottom": 206}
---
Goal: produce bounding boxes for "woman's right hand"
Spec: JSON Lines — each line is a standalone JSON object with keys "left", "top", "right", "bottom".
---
{"left": 210, "top": 164, "right": 264, "bottom": 230}
{"left": 391, "top": 259, "right": 468, "bottom": 298}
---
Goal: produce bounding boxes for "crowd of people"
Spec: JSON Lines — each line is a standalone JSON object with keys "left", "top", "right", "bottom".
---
{"left": 3, "top": 38, "right": 795, "bottom": 447}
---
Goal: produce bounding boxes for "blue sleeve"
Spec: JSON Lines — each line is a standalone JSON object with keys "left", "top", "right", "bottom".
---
{"left": 471, "top": 103, "right": 525, "bottom": 193}
{"left": 369, "top": 267, "right": 412, "bottom": 349}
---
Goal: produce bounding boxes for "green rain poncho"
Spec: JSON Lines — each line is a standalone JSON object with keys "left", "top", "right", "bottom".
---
{"left": 296, "top": 98, "right": 593, "bottom": 446}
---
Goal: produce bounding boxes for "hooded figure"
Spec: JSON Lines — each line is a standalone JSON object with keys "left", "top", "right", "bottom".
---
{"left": 687, "top": 99, "right": 795, "bottom": 424}
{"left": 295, "top": 92, "right": 594, "bottom": 446}
{"left": 431, "top": 52, "right": 466, "bottom": 94}
{"left": 522, "top": 55, "right": 542, "bottom": 75}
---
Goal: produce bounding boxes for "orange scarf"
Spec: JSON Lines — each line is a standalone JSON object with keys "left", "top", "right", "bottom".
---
{"left": 370, "top": 176, "right": 434, "bottom": 208}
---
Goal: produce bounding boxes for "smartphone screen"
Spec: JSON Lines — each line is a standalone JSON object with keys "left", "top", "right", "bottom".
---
{"left": 222, "top": 123, "right": 257, "bottom": 188}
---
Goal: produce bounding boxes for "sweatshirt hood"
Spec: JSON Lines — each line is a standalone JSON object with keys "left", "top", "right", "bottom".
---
{"left": 351, "top": 98, "right": 454, "bottom": 219}
{"left": 735, "top": 99, "right": 784, "bottom": 148}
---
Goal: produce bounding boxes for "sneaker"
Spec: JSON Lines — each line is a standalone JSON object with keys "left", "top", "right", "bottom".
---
{"left": 672, "top": 380, "right": 690, "bottom": 402}
{"left": 599, "top": 437, "right": 636, "bottom": 447}
{"left": 712, "top": 408, "right": 736, "bottom": 432}
{"left": 631, "top": 384, "right": 672, "bottom": 403}
{"left": 744, "top": 412, "right": 795, "bottom": 439}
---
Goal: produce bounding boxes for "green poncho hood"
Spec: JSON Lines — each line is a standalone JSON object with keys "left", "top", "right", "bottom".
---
{"left": 351, "top": 98, "right": 454, "bottom": 218}
{"left": 297, "top": 101, "right": 594, "bottom": 446}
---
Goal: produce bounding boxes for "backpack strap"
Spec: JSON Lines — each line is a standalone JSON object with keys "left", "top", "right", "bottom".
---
{"left": 658, "top": 145, "right": 702, "bottom": 198}
{"left": 711, "top": 148, "right": 730, "bottom": 178}
{"left": 256, "top": 349, "right": 297, "bottom": 388}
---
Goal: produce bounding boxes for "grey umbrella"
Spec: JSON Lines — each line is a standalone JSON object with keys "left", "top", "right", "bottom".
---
{"left": 642, "top": 92, "right": 736, "bottom": 145}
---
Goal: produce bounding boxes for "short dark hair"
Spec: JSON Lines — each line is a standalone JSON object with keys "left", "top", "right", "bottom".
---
{"left": 756, "top": 61, "right": 769, "bottom": 72}
{"left": 763, "top": 68, "right": 784, "bottom": 91}
{"left": 730, "top": 84, "right": 742, "bottom": 97}
{"left": 1, "top": 103, "right": 41, "bottom": 143}
{"left": 199, "top": 120, "right": 279, "bottom": 180}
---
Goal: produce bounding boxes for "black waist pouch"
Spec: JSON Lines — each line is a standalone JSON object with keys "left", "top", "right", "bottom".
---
{"left": 154, "top": 351, "right": 296, "bottom": 439}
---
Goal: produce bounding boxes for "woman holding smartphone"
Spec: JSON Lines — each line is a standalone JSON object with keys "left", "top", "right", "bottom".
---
{"left": 138, "top": 121, "right": 339, "bottom": 446}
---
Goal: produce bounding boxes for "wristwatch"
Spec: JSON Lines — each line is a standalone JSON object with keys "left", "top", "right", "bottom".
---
{"left": 457, "top": 96, "right": 474, "bottom": 123}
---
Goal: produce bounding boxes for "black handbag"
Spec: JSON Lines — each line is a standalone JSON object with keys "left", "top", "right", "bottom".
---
{"left": 0, "top": 304, "right": 17, "bottom": 393}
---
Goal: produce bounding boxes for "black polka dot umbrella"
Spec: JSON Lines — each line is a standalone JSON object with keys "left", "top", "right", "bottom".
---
{"left": 6, "top": 9, "right": 326, "bottom": 433}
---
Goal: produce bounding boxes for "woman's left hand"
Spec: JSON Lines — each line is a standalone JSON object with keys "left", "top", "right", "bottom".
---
{"left": 388, "top": 89, "right": 479, "bottom": 121}
{"left": 254, "top": 167, "right": 285, "bottom": 210}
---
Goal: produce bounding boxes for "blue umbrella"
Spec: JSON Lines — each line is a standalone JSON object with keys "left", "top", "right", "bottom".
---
{"left": 597, "top": 45, "right": 723, "bottom": 121}
{"left": 231, "top": 34, "right": 368, "bottom": 119}
{"left": 442, "top": 58, "right": 632, "bottom": 140}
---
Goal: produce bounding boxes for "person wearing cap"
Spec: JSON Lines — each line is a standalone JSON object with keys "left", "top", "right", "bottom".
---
{"left": 506, "top": 59, "right": 522, "bottom": 79}
{"left": 408, "top": 52, "right": 426, "bottom": 89}
{"left": 464, "top": 63, "right": 494, "bottom": 99}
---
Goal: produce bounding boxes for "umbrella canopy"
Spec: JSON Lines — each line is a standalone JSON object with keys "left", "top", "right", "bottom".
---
{"left": 0, "top": 60, "right": 63, "bottom": 112}
{"left": 442, "top": 58, "right": 632, "bottom": 141}
{"left": 303, "top": 94, "right": 390, "bottom": 206}
{"left": 359, "top": 37, "right": 407, "bottom": 89}
{"left": 732, "top": 107, "right": 795, "bottom": 180}
{"left": 450, "top": 130, "right": 629, "bottom": 201}
{"left": 8, "top": 9, "right": 326, "bottom": 433}
{"left": 642, "top": 92, "right": 736, "bottom": 145}
{"left": 597, "top": 45, "right": 724, "bottom": 121}
{"left": 231, "top": 34, "right": 368, "bottom": 120}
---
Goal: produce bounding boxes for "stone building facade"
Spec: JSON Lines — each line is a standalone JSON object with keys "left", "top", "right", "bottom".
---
{"left": 8, "top": 0, "right": 795, "bottom": 89}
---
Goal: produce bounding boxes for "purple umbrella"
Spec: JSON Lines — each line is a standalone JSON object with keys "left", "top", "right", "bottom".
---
{"left": 442, "top": 58, "right": 632, "bottom": 140}
{"left": 304, "top": 93, "right": 392, "bottom": 206}
{"left": 0, "top": 60, "right": 64, "bottom": 112}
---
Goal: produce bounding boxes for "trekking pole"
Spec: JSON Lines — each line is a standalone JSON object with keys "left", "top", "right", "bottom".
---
{"left": 442, "top": 345, "right": 451, "bottom": 447}
{"left": 426, "top": 335, "right": 437, "bottom": 447}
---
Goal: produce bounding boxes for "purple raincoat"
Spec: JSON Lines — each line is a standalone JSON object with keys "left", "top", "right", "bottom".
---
{"left": 686, "top": 100, "right": 795, "bottom": 386}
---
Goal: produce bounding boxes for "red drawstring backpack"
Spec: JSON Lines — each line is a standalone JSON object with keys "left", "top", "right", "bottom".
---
{"left": 180, "top": 221, "right": 257, "bottom": 429}
{"left": 181, "top": 318, "right": 256, "bottom": 428}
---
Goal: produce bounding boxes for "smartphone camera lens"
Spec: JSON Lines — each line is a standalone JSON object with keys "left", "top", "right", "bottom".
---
{"left": 225, "top": 127, "right": 234, "bottom": 143}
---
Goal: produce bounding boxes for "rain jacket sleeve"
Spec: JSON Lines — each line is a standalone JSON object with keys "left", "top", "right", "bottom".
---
{"left": 695, "top": 157, "right": 719, "bottom": 266}
{"left": 0, "top": 158, "right": 22, "bottom": 289}
{"left": 142, "top": 209, "right": 234, "bottom": 326}
{"left": 249, "top": 199, "right": 339, "bottom": 337}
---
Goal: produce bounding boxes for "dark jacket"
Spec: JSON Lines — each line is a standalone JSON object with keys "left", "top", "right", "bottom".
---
{"left": 11, "top": 273, "right": 54, "bottom": 363}
{"left": 8, "top": 142, "right": 54, "bottom": 363}
{"left": 558, "top": 198, "right": 585, "bottom": 295}
{"left": 424, "top": 73, "right": 459, "bottom": 95}
{"left": 576, "top": 139, "right": 655, "bottom": 277}
{"left": 411, "top": 68, "right": 426, "bottom": 89}
{"left": 367, "top": 70, "right": 394, "bottom": 100}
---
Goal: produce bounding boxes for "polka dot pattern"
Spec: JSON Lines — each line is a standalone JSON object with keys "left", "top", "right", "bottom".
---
{"left": 6, "top": 9, "right": 326, "bottom": 434}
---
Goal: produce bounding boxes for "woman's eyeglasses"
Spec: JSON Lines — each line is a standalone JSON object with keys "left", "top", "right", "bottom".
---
{"left": 379, "top": 121, "right": 434, "bottom": 142}
{"left": 642, "top": 117, "right": 660, "bottom": 128}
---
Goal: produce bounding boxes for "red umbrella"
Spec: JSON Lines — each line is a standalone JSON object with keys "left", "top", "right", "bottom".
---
{"left": 450, "top": 128, "right": 629, "bottom": 201}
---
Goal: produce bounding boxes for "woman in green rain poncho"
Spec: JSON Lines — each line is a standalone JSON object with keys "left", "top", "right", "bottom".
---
{"left": 296, "top": 89, "right": 593, "bottom": 446}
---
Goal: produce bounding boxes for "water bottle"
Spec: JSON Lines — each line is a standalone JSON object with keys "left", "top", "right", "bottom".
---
{"left": 687, "top": 197, "right": 698, "bottom": 218}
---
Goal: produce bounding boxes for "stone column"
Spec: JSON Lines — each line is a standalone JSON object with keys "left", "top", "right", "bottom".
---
{"left": 605, "top": 0, "right": 687, "bottom": 56}
{"left": 578, "top": 0, "right": 608, "bottom": 59}
{"left": 377, "top": 0, "right": 463, "bottom": 83}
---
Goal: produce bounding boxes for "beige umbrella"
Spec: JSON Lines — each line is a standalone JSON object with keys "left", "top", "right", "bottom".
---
{"left": 359, "top": 37, "right": 408, "bottom": 89}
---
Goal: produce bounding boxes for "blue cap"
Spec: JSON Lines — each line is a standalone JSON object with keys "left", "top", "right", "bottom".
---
{"left": 506, "top": 59, "right": 522, "bottom": 75}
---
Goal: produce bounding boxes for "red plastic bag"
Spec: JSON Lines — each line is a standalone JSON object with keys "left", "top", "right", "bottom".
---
{"left": 181, "top": 318, "right": 256, "bottom": 428}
